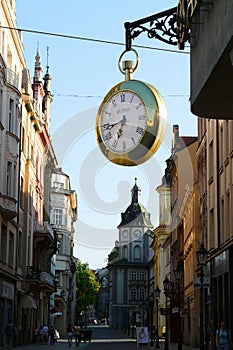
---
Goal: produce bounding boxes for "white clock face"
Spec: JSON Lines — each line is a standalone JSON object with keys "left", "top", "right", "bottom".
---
{"left": 99, "top": 91, "right": 147, "bottom": 154}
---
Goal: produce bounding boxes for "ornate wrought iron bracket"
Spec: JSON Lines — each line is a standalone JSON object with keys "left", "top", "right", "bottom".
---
{"left": 124, "top": 6, "right": 178, "bottom": 51}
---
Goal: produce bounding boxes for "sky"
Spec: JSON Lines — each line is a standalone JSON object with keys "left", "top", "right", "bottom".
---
{"left": 16, "top": 1, "right": 197, "bottom": 270}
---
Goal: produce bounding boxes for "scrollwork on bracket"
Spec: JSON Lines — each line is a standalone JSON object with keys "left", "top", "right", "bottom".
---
{"left": 124, "top": 7, "right": 177, "bottom": 51}
{"left": 130, "top": 13, "right": 177, "bottom": 47}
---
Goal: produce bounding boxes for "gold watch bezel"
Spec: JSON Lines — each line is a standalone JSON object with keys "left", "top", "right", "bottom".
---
{"left": 96, "top": 79, "right": 167, "bottom": 166}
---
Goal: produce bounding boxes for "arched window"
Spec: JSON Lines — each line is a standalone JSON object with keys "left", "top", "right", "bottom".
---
{"left": 134, "top": 245, "right": 141, "bottom": 261}
{"left": 122, "top": 245, "right": 128, "bottom": 259}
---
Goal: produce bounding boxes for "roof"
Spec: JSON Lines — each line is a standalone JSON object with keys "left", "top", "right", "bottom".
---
{"left": 180, "top": 136, "right": 197, "bottom": 147}
{"left": 108, "top": 258, "right": 148, "bottom": 268}
{"left": 117, "top": 178, "right": 153, "bottom": 228}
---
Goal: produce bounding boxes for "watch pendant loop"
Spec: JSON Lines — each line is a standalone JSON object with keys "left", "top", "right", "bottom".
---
{"left": 118, "top": 48, "right": 139, "bottom": 80}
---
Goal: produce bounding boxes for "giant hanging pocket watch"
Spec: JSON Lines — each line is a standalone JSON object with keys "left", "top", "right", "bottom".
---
{"left": 96, "top": 49, "right": 167, "bottom": 166}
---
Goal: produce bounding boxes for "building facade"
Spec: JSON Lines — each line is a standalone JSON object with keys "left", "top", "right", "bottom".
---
{"left": 50, "top": 168, "right": 77, "bottom": 338}
{"left": 0, "top": 2, "right": 78, "bottom": 347}
{"left": 151, "top": 157, "right": 172, "bottom": 338}
{"left": 0, "top": 0, "right": 26, "bottom": 346}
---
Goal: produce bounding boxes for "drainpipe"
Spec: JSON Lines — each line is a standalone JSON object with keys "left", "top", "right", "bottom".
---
{"left": 215, "top": 120, "right": 220, "bottom": 247}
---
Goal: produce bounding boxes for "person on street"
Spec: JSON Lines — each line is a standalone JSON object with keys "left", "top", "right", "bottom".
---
{"left": 152, "top": 325, "right": 157, "bottom": 342}
{"left": 73, "top": 324, "right": 82, "bottom": 347}
{"left": 42, "top": 324, "right": 49, "bottom": 344}
{"left": 67, "top": 323, "right": 73, "bottom": 347}
{"left": 5, "top": 320, "right": 17, "bottom": 350}
{"left": 48, "top": 325, "right": 56, "bottom": 345}
{"left": 216, "top": 321, "right": 232, "bottom": 350}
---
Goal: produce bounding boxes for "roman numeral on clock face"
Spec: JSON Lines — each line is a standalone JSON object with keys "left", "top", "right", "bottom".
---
{"left": 136, "top": 127, "right": 144, "bottom": 135}
{"left": 104, "top": 131, "right": 112, "bottom": 141}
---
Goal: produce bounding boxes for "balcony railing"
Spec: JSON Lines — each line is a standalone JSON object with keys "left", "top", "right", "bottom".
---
{"left": 34, "top": 221, "right": 55, "bottom": 240}
{"left": 40, "top": 271, "right": 55, "bottom": 288}
{"left": 26, "top": 266, "right": 56, "bottom": 288}
{"left": 0, "top": 193, "right": 17, "bottom": 219}
{"left": 5, "top": 68, "right": 19, "bottom": 90}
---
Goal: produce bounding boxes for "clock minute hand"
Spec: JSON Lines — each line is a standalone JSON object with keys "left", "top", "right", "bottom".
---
{"left": 102, "top": 120, "right": 122, "bottom": 130}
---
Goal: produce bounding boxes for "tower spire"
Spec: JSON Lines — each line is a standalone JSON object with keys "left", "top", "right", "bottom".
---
{"left": 43, "top": 46, "right": 53, "bottom": 131}
{"left": 46, "top": 46, "right": 49, "bottom": 74}
{"left": 131, "top": 177, "right": 141, "bottom": 204}
{"left": 34, "top": 42, "right": 43, "bottom": 82}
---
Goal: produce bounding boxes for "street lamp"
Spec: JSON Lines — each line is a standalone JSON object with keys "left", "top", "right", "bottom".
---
{"left": 196, "top": 242, "right": 208, "bottom": 350}
{"left": 163, "top": 276, "right": 171, "bottom": 350}
{"left": 174, "top": 262, "right": 183, "bottom": 350}
{"left": 155, "top": 286, "right": 161, "bottom": 348}
{"left": 149, "top": 292, "right": 155, "bottom": 347}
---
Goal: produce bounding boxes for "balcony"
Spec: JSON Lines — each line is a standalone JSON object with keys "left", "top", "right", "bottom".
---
{"left": 5, "top": 68, "right": 19, "bottom": 90}
{"left": 0, "top": 193, "right": 17, "bottom": 219}
{"left": 26, "top": 266, "right": 56, "bottom": 292}
{"left": 40, "top": 271, "right": 55, "bottom": 286}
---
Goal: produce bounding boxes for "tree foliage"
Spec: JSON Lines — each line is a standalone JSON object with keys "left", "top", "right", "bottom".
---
{"left": 75, "top": 261, "right": 100, "bottom": 319}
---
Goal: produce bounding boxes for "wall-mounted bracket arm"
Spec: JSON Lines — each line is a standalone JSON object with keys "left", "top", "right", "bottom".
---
{"left": 124, "top": 6, "right": 178, "bottom": 51}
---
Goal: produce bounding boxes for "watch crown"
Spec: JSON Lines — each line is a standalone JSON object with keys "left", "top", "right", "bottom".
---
{"left": 122, "top": 60, "right": 134, "bottom": 70}
{"left": 122, "top": 60, "right": 134, "bottom": 81}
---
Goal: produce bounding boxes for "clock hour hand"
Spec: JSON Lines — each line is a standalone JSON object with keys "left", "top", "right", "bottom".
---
{"left": 102, "top": 115, "right": 127, "bottom": 131}
{"left": 116, "top": 116, "right": 126, "bottom": 139}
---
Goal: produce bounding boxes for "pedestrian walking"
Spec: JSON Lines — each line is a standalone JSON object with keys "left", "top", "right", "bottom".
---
{"left": 216, "top": 321, "right": 232, "bottom": 350}
{"left": 73, "top": 324, "right": 82, "bottom": 347}
{"left": 67, "top": 323, "right": 73, "bottom": 347}
{"left": 5, "top": 320, "right": 17, "bottom": 350}
{"left": 41, "top": 324, "right": 49, "bottom": 344}
{"left": 48, "top": 325, "right": 56, "bottom": 345}
{"left": 152, "top": 325, "right": 157, "bottom": 342}
{"left": 54, "top": 329, "right": 60, "bottom": 343}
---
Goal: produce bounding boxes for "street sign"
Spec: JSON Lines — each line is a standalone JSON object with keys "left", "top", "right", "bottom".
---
{"left": 193, "top": 277, "right": 210, "bottom": 288}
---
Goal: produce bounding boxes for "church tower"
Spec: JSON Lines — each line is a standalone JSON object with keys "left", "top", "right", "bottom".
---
{"left": 108, "top": 179, "right": 154, "bottom": 330}
{"left": 117, "top": 178, "right": 154, "bottom": 263}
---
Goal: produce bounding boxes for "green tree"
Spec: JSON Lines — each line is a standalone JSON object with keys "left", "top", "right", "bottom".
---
{"left": 75, "top": 261, "right": 100, "bottom": 320}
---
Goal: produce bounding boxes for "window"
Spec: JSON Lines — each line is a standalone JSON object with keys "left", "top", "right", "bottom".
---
{"left": 130, "top": 288, "right": 137, "bottom": 301}
{"left": 139, "top": 270, "right": 145, "bottom": 281}
{"left": 139, "top": 287, "right": 145, "bottom": 301}
{"left": 8, "top": 231, "right": 14, "bottom": 267}
{"left": 6, "top": 161, "right": 12, "bottom": 196}
{"left": 13, "top": 165, "right": 16, "bottom": 197}
{"left": 134, "top": 245, "right": 141, "bottom": 260}
{"left": 130, "top": 270, "right": 137, "bottom": 281}
{"left": 20, "top": 177, "right": 24, "bottom": 209}
{"left": 55, "top": 272, "right": 61, "bottom": 287}
{"left": 54, "top": 182, "right": 64, "bottom": 189}
{"left": 122, "top": 245, "right": 128, "bottom": 259}
{"left": 9, "top": 98, "right": 13, "bottom": 132}
{"left": 21, "top": 126, "right": 25, "bottom": 152}
{"left": 53, "top": 209, "right": 62, "bottom": 226}
{"left": 17, "top": 231, "right": 22, "bottom": 267}
{"left": 0, "top": 224, "right": 7, "bottom": 263}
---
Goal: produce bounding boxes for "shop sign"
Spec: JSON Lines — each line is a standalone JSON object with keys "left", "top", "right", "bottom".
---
{"left": 193, "top": 277, "right": 210, "bottom": 288}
